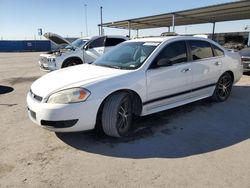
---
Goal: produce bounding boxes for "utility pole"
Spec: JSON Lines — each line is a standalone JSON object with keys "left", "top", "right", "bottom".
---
{"left": 100, "top": 6, "right": 103, "bottom": 35}
{"left": 244, "top": 25, "right": 250, "bottom": 47}
{"left": 84, "top": 4, "right": 88, "bottom": 36}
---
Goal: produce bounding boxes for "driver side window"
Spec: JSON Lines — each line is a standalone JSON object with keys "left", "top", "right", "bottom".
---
{"left": 152, "top": 41, "right": 188, "bottom": 68}
{"left": 89, "top": 37, "right": 105, "bottom": 49}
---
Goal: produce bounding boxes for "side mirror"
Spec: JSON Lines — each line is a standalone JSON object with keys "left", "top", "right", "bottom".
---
{"left": 157, "top": 58, "right": 172, "bottom": 67}
{"left": 83, "top": 45, "right": 88, "bottom": 50}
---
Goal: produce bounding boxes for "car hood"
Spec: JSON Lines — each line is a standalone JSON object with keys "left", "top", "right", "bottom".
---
{"left": 44, "top": 32, "right": 71, "bottom": 46}
{"left": 31, "top": 64, "right": 128, "bottom": 98}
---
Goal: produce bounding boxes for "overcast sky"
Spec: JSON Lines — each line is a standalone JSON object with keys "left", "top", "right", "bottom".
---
{"left": 0, "top": 0, "right": 249, "bottom": 39}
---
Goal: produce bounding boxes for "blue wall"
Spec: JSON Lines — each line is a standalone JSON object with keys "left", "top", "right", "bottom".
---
{"left": 0, "top": 40, "right": 51, "bottom": 52}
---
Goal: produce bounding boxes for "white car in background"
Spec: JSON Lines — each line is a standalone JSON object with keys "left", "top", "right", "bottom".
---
{"left": 39, "top": 33, "right": 127, "bottom": 71}
{"left": 27, "top": 36, "right": 242, "bottom": 137}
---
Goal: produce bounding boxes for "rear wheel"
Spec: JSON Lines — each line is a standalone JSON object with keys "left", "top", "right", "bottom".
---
{"left": 212, "top": 72, "right": 233, "bottom": 102}
{"left": 102, "top": 92, "right": 132, "bottom": 137}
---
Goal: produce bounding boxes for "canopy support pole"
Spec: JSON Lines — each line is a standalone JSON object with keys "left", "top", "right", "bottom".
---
{"left": 212, "top": 22, "right": 216, "bottom": 40}
{"left": 172, "top": 14, "right": 175, "bottom": 32}
{"left": 128, "top": 21, "right": 131, "bottom": 38}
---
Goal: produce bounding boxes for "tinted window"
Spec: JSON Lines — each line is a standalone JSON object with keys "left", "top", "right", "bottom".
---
{"left": 189, "top": 40, "right": 213, "bottom": 60}
{"left": 65, "top": 39, "right": 88, "bottom": 49}
{"left": 105, "top": 38, "right": 126, "bottom": 47}
{"left": 89, "top": 37, "right": 105, "bottom": 48}
{"left": 212, "top": 44, "right": 224, "bottom": 56}
{"left": 154, "top": 41, "right": 187, "bottom": 67}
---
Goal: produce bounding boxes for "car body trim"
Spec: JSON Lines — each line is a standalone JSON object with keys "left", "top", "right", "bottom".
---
{"left": 143, "top": 83, "right": 216, "bottom": 105}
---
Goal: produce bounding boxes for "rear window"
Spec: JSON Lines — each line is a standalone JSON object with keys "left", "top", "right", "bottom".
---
{"left": 189, "top": 40, "right": 213, "bottom": 60}
{"left": 105, "top": 38, "right": 126, "bottom": 47}
{"left": 212, "top": 44, "right": 224, "bottom": 56}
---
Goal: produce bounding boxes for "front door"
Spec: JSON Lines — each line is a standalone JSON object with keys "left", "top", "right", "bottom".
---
{"left": 145, "top": 40, "right": 193, "bottom": 113}
{"left": 83, "top": 36, "right": 105, "bottom": 63}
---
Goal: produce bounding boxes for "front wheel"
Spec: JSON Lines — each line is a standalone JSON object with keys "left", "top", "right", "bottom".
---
{"left": 62, "top": 59, "right": 81, "bottom": 68}
{"left": 212, "top": 72, "right": 233, "bottom": 102}
{"left": 102, "top": 92, "right": 132, "bottom": 137}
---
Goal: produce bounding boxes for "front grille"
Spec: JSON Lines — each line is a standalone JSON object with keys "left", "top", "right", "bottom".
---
{"left": 30, "top": 90, "right": 43, "bottom": 102}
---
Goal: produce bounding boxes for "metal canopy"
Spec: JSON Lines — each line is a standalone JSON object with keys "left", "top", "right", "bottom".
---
{"left": 100, "top": 1, "right": 250, "bottom": 30}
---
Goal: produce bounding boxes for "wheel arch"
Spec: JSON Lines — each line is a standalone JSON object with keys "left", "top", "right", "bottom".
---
{"left": 223, "top": 70, "right": 234, "bottom": 82}
{"left": 62, "top": 56, "right": 83, "bottom": 68}
{"left": 95, "top": 89, "right": 143, "bottom": 129}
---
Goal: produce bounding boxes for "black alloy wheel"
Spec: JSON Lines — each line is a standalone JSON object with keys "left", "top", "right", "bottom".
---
{"left": 213, "top": 72, "right": 233, "bottom": 102}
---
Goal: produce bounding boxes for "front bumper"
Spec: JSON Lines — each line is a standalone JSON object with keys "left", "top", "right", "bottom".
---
{"left": 38, "top": 60, "right": 57, "bottom": 71}
{"left": 26, "top": 91, "right": 101, "bottom": 132}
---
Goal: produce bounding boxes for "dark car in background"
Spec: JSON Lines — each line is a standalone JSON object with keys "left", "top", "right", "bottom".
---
{"left": 239, "top": 48, "right": 250, "bottom": 73}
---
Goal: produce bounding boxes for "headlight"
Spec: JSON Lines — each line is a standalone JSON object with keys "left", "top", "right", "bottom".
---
{"left": 55, "top": 52, "right": 62, "bottom": 56}
{"left": 47, "top": 88, "right": 90, "bottom": 104}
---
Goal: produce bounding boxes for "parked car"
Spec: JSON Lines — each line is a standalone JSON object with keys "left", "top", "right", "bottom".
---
{"left": 39, "top": 32, "right": 128, "bottom": 71}
{"left": 239, "top": 48, "right": 250, "bottom": 73}
{"left": 27, "top": 36, "right": 242, "bottom": 137}
{"left": 223, "top": 42, "right": 244, "bottom": 51}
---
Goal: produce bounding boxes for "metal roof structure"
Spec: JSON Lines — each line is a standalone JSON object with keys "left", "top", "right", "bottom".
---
{"left": 100, "top": 1, "right": 250, "bottom": 31}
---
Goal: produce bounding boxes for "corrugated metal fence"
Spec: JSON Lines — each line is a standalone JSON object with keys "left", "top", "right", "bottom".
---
{"left": 0, "top": 40, "right": 51, "bottom": 52}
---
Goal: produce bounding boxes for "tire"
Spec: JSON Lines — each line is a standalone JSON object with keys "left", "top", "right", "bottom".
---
{"left": 212, "top": 72, "right": 233, "bottom": 102}
{"left": 62, "top": 59, "right": 81, "bottom": 68}
{"left": 102, "top": 92, "right": 132, "bottom": 137}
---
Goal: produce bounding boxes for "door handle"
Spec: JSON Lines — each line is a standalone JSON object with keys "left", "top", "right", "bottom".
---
{"left": 215, "top": 61, "right": 221, "bottom": 66}
{"left": 181, "top": 68, "right": 191, "bottom": 73}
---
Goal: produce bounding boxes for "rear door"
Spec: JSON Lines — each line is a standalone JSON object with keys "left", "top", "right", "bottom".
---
{"left": 145, "top": 40, "right": 193, "bottom": 112}
{"left": 83, "top": 36, "right": 105, "bottom": 63}
{"left": 104, "top": 37, "right": 126, "bottom": 53}
{"left": 188, "top": 40, "right": 222, "bottom": 96}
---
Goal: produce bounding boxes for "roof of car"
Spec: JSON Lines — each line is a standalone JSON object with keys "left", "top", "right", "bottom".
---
{"left": 128, "top": 36, "right": 216, "bottom": 43}
{"left": 131, "top": 36, "right": 177, "bottom": 42}
{"left": 80, "top": 35, "right": 128, "bottom": 40}
{"left": 79, "top": 37, "right": 91, "bottom": 40}
{"left": 239, "top": 48, "right": 250, "bottom": 56}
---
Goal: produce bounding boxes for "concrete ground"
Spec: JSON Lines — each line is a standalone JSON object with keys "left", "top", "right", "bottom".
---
{"left": 0, "top": 52, "right": 249, "bottom": 188}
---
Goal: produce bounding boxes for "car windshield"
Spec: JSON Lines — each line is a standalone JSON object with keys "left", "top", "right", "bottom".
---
{"left": 65, "top": 39, "right": 89, "bottom": 49}
{"left": 93, "top": 42, "right": 159, "bottom": 70}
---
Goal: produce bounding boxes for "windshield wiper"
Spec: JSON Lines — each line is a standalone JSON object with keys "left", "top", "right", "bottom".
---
{"left": 97, "top": 64, "right": 122, "bottom": 69}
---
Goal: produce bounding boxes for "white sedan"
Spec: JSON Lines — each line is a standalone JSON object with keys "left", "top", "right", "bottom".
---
{"left": 27, "top": 36, "right": 242, "bottom": 137}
